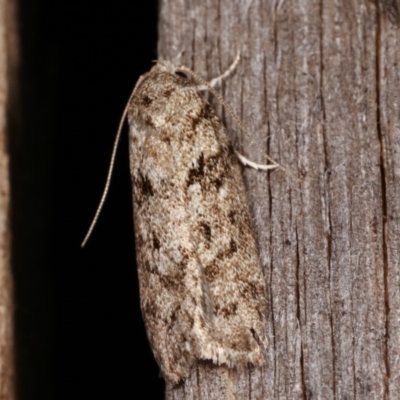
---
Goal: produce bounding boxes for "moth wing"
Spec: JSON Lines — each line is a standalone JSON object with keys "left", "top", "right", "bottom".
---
{"left": 129, "top": 119, "right": 214, "bottom": 384}
{"left": 183, "top": 102, "right": 268, "bottom": 367}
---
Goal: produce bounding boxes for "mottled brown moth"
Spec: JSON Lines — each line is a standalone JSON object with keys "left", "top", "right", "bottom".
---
{"left": 83, "top": 54, "right": 279, "bottom": 384}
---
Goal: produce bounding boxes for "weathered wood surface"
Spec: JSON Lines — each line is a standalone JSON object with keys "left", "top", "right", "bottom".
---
{"left": 158, "top": 0, "right": 400, "bottom": 398}
{"left": 0, "top": 0, "right": 16, "bottom": 398}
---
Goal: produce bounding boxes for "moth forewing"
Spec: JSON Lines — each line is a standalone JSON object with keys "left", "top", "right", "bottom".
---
{"left": 127, "top": 60, "right": 268, "bottom": 384}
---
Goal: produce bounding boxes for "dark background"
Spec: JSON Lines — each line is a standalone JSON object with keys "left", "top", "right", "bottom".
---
{"left": 11, "top": 1, "right": 163, "bottom": 398}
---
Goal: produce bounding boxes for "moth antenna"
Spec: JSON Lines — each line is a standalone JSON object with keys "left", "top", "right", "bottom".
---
{"left": 178, "top": 61, "right": 284, "bottom": 172}
{"left": 81, "top": 97, "right": 132, "bottom": 247}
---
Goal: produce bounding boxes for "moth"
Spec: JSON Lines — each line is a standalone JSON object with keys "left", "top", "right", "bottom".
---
{"left": 83, "top": 55, "right": 278, "bottom": 384}
{"left": 127, "top": 57, "right": 277, "bottom": 384}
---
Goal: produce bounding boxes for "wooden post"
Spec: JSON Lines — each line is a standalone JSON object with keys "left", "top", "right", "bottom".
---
{"left": 0, "top": 0, "right": 17, "bottom": 398}
{"left": 158, "top": 0, "right": 400, "bottom": 398}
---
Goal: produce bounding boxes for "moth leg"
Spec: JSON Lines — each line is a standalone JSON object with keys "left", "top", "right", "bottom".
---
{"left": 235, "top": 151, "right": 279, "bottom": 171}
{"left": 197, "top": 52, "right": 241, "bottom": 91}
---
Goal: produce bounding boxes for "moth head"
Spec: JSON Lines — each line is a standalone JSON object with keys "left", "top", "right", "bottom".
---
{"left": 130, "top": 63, "right": 197, "bottom": 127}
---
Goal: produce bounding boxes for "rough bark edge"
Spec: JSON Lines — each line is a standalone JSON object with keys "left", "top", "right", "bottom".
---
{"left": 0, "top": 0, "right": 17, "bottom": 398}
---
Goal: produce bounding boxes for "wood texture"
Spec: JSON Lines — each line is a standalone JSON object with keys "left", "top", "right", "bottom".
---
{"left": 0, "top": 0, "right": 15, "bottom": 398}
{"left": 158, "top": 0, "right": 400, "bottom": 398}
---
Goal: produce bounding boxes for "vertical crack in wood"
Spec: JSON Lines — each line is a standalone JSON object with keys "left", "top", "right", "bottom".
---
{"left": 374, "top": 7, "right": 391, "bottom": 400}
{"left": 296, "top": 226, "right": 306, "bottom": 400}
{"left": 318, "top": 0, "right": 337, "bottom": 397}
{"left": 267, "top": 138, "right": 277, "bottom": 399}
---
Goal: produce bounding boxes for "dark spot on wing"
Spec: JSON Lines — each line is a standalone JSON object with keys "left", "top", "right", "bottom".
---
{"left": 204, "top": 263, "right": 219, "bottom": 280}
{"left": 143, "top": 301, "right": 157, "bottom": 319}
{"left": 142, "top": 95, "right": 153, "bottom": 107}
{"left": 214, "top": 177, "right": 223, "bottom": 190}
{"left": 214, "top": 303, "right": 238, "bottom": 318}
{"left": 187, "top": 153, "right": 205, "bottom": 185}
{"left": 242, "top": 282, "right": 260, "bottom": 299}
{"left": 143, "top": 114, "right": 155, "bottom": 127}
{"left": 169, "top": 305, "right": 182, "bottom": 326}
{"left": 153, "top": 234, "right": 161, "bottom": 250}
{"left": 186, "top": 147, "right": 232, "bottom": 191}
{"left": 139, "top": 171, "right": 154, "bottom": 196}
{"left": 200, "top": 222, "right": 211, "bottom": 241}
{"left": 207, "top": 151, "right": 223, "bottom": 171}
{"left": 229, "top": 239, "right": 237, "bottom": 254}
{"left": 134, "top": 170, "right": 154, "bottom": 203}
{"left": 228, "top": 210, "right": 236, "bottom": 224}
{"left": 191, "top": 102, "right": 216, "bottom": 131}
